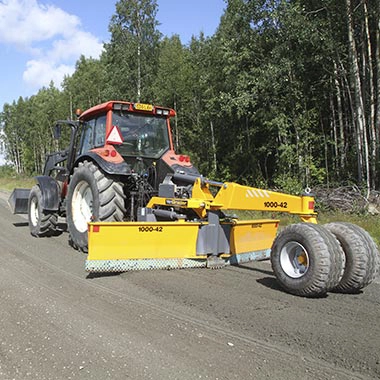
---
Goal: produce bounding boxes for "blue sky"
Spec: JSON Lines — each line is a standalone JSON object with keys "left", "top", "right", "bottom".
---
{"left": 0, "top": 0, "right": 226, "bottom": 109}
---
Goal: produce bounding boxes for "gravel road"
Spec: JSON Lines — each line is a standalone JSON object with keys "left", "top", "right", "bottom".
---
{"left": 0, "top": 190, "right": 379, "bottom": 380}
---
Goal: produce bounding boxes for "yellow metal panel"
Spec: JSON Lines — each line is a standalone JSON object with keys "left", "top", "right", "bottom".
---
{"left": 87, "top": 221, "right": 205, "bottom": 261}
{"left": 214, "top": 183, "right": 317, "bottom": 217}
{"left": 191, "top": 178, "right": 214, "bottom": 201}
{"left": 228, "top": 219, "right": 279, "bottom": 254}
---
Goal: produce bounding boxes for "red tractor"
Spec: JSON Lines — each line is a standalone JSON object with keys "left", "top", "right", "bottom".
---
{"left": 11, "top": 101, "right": 198, "bottom": 252}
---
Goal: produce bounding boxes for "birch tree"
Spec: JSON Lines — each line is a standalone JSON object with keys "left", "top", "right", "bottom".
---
{"left": 105, "top": 0, "right": 161, "bottom": 102}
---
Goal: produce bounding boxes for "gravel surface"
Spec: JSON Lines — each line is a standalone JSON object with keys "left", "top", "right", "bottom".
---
{"left": 0, "top": 190, "right": 379, "bottom": 380}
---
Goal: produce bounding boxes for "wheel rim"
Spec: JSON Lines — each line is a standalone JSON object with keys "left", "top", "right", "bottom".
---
{"left": 71, "top": 180, "right": 93, "bottom": 233}
{"left": 280, "top": 241, "right": 309, "bottom": 278}
{"left": 30, "top": 197, "right": 39, "bottom": 227}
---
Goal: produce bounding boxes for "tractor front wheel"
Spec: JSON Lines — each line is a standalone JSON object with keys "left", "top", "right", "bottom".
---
{"left": 67, "top": 160, "right": 126, "bottom": 252}
{"left": 270, "top": 223, "right": 344, "bottom": 297}
{"left": 28, "top": 185, "right": 58, "bottom": 237}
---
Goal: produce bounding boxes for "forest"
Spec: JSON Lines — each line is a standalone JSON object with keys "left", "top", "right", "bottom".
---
{"left": 1, "top": 0, "right": 379, "bottom": 196}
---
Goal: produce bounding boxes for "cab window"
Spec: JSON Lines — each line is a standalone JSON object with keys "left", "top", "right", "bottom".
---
{"left": 78, "top": 114, "right": 107, "bottom": 155}
{"left": 94, "top": 115, "right": 106, "bottom": 147}
{"left": 78, "top": 119, "right": 95, "bottom": 155}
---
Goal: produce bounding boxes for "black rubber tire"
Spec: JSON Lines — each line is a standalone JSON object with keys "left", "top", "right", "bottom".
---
{"left": 270, "top": 223, "right": 344, "bottom": 297}
{"left": 306, "top": 223, "right": 345, "bottom": 289}
{"left": 28, "top": 185, "right": 58, "bottom": 237}
{"left": 325, "top": 222, "right": 379, "bottom": 293}
{"left": 66, "top": 160, "right": 126, "bottom": 252}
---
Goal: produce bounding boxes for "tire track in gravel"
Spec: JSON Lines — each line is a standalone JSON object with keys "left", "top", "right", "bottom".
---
{"left": 1, "top": 235, "right": 373, "bottom": 380}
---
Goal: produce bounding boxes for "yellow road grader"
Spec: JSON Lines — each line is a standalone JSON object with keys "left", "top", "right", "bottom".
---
{"left": 9, "top": 101, "right": 379, "bottom": 297}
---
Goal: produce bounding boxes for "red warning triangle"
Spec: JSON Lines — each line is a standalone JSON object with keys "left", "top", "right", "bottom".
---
{"left": 106, "top": 125, "right": 124, "bottom": 145}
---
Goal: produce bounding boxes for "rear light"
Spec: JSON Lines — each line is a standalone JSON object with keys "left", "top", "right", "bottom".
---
{"left": 101, "top": 149, "right": 118, "bottom": 158}
{"left": 308, "top": 201, "right": 315, "bottom": 210}
{"left": 179, "top": 155, "right": 190, "bottom": 163}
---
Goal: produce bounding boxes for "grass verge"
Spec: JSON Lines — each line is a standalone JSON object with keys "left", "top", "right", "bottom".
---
{"left": 0, "top": 176, "right": 35, "bottom": 192}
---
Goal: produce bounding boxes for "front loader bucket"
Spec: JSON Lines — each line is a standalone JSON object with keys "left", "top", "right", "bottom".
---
{"left": 85, "top": 219, "right": 279, "bottom": 273}
{"left": 8, "top": 188, "right": 30, "bottom": 214}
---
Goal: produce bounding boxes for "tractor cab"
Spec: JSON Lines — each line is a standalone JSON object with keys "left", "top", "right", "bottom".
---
{"left": 76, "top": 101, "right": 199, "bottom": 183}
{"left": 77, "top": 101, "right": 174, "bottom": 159}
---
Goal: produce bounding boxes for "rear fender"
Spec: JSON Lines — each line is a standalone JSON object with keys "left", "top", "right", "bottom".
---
{"left": 74, "top": 152, "right": 131, "bottom": 176}
{"left": 35, "top": 176, "right": 61, "bottom": 211}
{"left": 160, "top": 150, "right": 199, "bottom": 176}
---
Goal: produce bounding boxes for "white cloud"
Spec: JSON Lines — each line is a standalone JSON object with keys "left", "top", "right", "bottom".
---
{"left": 0, "top": 0, "right": 103, "bottom": 90}
{"left": 0, "top": 0, "right": 80, "bottom": 47}
{"left": 49, "top": 30, "right": 104, "bottom": 62}
{"left": 23, "top": 60, "right": 75, "bottom": 88}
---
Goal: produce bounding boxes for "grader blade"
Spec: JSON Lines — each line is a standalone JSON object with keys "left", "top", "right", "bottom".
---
{"left": 85, "top": 219, "right": 279, "bottom": 273}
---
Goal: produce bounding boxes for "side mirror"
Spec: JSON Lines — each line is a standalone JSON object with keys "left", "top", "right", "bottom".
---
{"left": 53, "top": 124, "right": 61, "bottom": 139}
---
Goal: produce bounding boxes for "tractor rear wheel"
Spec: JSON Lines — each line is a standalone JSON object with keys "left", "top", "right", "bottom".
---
{"left": 28, "top": 185, "right": 58, "bottom": 237}
{"left": 325, "top": 222, "right": 379, "bottom": 293}
{"left": 270, "top": 223, "right": 344, "bottom": 297}
{"left": 67, "top": 160, "right": 126, "bottom": 252}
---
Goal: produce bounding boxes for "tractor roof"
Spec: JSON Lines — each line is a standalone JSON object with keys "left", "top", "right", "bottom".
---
{"left": 79, "top": 101, "right": 176, "bottom": 120}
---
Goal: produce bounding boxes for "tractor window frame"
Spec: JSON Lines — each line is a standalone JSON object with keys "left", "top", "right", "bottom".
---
{"left": 77, "top": 113, "right": 107, "bottom": 155}
{"left": 93, "top": 115, "right": 106, "bottom": 148}
{"left": 78, "top": 119, "right": 95, "bottom": 156}
{"left": 111, "top": 111, "right": 170, "bottom": 159}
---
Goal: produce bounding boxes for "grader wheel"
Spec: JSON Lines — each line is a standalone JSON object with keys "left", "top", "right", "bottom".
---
{"left": 325, "top": 222, "right": 379, "bottom": 293}
{"left": 270, "top": 223, "right": 344, "bottom": 297}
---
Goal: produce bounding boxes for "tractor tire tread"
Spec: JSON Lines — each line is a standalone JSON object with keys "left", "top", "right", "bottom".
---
{"left": 67, "top": 160, "right": 126, "bottom": 252}
{"left": 28, "top": 185, "right": 58, "bottom": 238}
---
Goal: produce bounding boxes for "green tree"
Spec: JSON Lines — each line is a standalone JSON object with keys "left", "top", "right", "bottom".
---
{"left": 62, "top": 55, "right": 108, "bottom": 112}
{"left": 152, "top": 35, "right": 187, "bottom": 149}
{"left": 1, "top": 83, "right": 67, "bottom": 174}
{"left": 2, "top": 0, "right": 380, "bottom": 193}
{"left": 104, "top": 0, "right": 161, "bottom": 102}
{"left": 1, "top": 100, "right": 26, "bottom": 173}
{"left": 180, "top": 34, "right": 218, "bottom": 176}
